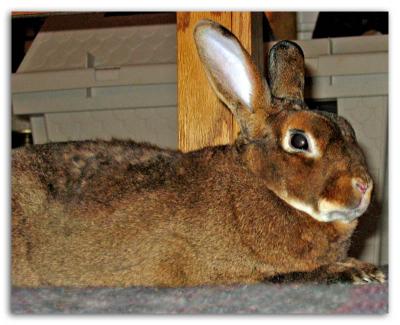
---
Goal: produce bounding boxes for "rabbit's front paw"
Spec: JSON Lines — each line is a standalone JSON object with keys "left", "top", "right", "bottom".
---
{"left": 266, "top": 258, "right": 386, "bottom": 285}
{"left": 330, "top": 259, "right": 386, "bottom": 284}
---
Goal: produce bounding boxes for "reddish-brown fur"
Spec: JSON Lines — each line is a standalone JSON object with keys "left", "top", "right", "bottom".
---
{"left": 12, "top": 20, "right": 384, "bottom": 287}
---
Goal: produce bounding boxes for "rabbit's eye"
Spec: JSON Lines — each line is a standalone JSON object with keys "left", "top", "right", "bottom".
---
{"left": 290, "top": 132, "right": 309, "bottom": 151}
{"left": 283, "top": 129, "right": 319, "bottom": 158}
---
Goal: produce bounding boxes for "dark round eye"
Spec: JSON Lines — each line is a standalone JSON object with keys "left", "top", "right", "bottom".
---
{"left": 290, "top": 133, "right": 309, "bottom": 151}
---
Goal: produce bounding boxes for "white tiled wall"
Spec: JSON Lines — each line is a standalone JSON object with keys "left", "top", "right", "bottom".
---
{"left": 296, "top": 12, "right": 319, "bottom": 40}
{"left": 13, "top": 18, "right": 178, "bottom": 149}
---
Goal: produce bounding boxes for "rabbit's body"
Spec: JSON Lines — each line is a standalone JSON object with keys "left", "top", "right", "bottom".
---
{"left": 12, "top": 139, "right": 355, "bottom": 287}
{"left": 12, "top": 20, "right": 384, "bottom": 287}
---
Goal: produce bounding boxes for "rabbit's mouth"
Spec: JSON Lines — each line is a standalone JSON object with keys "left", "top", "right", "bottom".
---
{"left": 317, "top": 207, "right": 365, "bottom": 223}
{"left": 317, "top": 193, "right": 371, "bottom": 223}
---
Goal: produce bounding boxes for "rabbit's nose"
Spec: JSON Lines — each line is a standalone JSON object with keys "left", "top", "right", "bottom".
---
{"left": 352, "top": 178, "right": 371, "bottom": 194}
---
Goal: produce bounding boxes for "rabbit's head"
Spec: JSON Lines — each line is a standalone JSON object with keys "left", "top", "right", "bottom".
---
{"left": 194, "top": 20, "right": 373, "bottom": 223}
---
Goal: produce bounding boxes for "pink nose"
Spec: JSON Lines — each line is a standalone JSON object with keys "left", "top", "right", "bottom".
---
{"left": 354, "top": 180, "right": 369, "bottom": 194}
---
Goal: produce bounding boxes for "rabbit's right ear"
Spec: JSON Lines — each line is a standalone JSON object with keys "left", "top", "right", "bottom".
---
{"left": 268, "top": 40, "right": 305, "bottom": 104}
{"left": 194, "top": 20, "right": 273, "bottom": 140}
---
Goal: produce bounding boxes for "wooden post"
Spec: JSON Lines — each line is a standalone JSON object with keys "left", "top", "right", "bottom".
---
{"left": 177, "top": 12, "right": 264, "bottom": 152}
{"left": 265, "top": 12, "right": 297, "bottom": 40}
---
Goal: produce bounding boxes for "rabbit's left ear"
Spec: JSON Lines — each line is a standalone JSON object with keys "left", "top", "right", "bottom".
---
{"left": 268, "top": 41, "right": 305, "bottom": 104}
{"left": 194, "top": 19, "right": 273, "bottom": 140}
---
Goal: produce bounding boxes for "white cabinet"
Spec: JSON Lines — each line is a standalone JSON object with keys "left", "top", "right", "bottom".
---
{"left": 12, "top": 14, "right": 178, "bottom": 149}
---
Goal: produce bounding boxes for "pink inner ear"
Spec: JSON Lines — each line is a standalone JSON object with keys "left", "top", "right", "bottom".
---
{"left": 196, "top": 27, "right": 254, "bottom": 110}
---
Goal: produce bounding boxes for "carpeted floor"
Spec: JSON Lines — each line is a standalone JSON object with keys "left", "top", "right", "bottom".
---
{"left": 11, "top": 279, "right": 388, "bottom": 314}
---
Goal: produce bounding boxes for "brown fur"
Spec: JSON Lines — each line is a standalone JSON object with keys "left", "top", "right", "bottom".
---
{"left": 12, "top": 20, "right": 384, "bottom": 287}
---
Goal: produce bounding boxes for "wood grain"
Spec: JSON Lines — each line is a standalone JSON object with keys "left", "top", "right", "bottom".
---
{"left": 265, "top": 12, "right": 297, "bottom": 40}
{"left": 177, "top": 12, "right": 264, "bottom": 152}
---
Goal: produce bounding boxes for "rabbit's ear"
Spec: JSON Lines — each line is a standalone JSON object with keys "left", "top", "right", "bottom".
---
{"left": 268, "top": 41, "right": 305, "bottom": 103}
{"left": 194, "top": 20, "right": 273, "bottom": 139}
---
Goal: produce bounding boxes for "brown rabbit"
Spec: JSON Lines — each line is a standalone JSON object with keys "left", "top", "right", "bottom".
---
{"left": 12, "top": 19, "right": 385, "bottom": 287}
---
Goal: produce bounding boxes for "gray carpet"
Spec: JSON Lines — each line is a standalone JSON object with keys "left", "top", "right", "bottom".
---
{"left": 11, "top": 280, "right": 388, "bottom": 314}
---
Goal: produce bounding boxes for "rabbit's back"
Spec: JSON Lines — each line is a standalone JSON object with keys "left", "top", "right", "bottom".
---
{"left": 12, "top": 140, "right": 181, "bottom": 206}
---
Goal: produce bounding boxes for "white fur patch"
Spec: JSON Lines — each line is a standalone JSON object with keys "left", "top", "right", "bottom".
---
{"left": 282, "top": 198, "right": 329, "bottom": 222}
{"left": 279, "top": 196, "right": 366, "bottom": 223}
